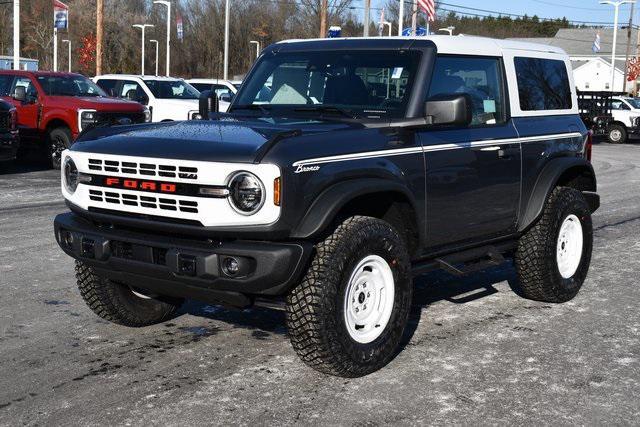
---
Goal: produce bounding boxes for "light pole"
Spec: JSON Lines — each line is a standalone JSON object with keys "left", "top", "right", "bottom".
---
{"left": 150, "top": 39, "right": 159, "bottom": 76}
{"left": 438, "top": 26, "right": 455, "bottom": 35}
{"left": 249, "top": 40, "right": 260, "bottom": 59}
{"left": 223, "top": 0, "right": 230, "bottom": 79}
{"left": 600, "top": 0, "right": 636, "bottom": 91}
{"left": 153, "top": 1, "right": 171, "bottom": 76}
{"left": 13, "top": 0, "right": 19, "bottom": 70}
{"left": 382, "top": 21, "right": 392, "bottom": 37}
{"left": 398, "top": 0, "right": 404, "bottom": 36}
{"left": 62, "top": 39, "right": 71, "bottom": 72}
{"left": 132, "top": 24, "right": 154, "bottom": 75}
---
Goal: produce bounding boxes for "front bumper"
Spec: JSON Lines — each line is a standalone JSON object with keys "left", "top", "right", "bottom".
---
{"left": 54, "top": 212, "right": 313, "bottom": 307}
{"left": 0, "top": 130, "right": 19, "bottom": 161}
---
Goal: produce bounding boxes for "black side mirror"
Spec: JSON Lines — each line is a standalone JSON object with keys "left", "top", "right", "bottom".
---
{"left": 13, "top": 86, "right": 26, "bottom": 102}
{"left": 198, "top": 90, "right": 219, "bottom": 119}
{"left": 425, "top": 93, "right": 473, "bottom": 127}
{"left": 219, "top": 93, "right": 233, "bottom": 103}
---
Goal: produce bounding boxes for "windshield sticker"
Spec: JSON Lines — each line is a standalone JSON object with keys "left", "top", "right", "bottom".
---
{"left": 391, "top": 67, "right": 403, "bottom": 79}
{"left": 484, "top": 100, "right": 497, "bottom": 113}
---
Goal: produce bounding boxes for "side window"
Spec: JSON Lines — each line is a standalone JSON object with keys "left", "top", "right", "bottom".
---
{"left": 14, "top": 77, "right": 38, "bottom": 100}
{"left": 0, "top": 75, "right": 14, "bottom": 96}
{"left": 212, "top": 84, "right": 233, "bottom": 98}
{"left": 96, "top": 79, "right": 119, "bottom": 97}
{"left": 428, "top": 56, "right": 505, "bottom": 126}
{"left": 119, "top": 80, "right": 148, "bottom": 104}
{"left": 514, "top": 57, "right": 572, "bottom": 111}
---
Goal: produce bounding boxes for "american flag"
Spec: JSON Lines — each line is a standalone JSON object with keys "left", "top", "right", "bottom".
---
{"left": 592, "top": 32, "right": 601, "bottom": 53}
{"left": 418, "top": 0, "right": 436, "bottom": 22}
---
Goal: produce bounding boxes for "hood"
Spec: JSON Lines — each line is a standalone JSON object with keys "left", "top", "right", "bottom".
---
{"left": 71, "top": 117, "right": 359, "bottom": 163}
{"left": 48, "top": 96, "right": 144, "bottom": 112}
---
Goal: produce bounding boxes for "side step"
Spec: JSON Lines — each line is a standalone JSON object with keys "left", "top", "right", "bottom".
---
{"left": 412, "top": 241, "right": 516, "bottom": 277}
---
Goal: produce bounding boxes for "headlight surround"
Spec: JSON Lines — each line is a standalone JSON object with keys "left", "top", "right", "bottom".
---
{"left": 63, "top": 156, "right": 79, "bottom": 194}
{"left": 78, "top": 109, "right": 97, "bottom": 132}
{"left": 143, "top": 106, "right": 152, "bottom": 122}
{"left": 227, "top": 171, "right": 265, "bottom": 215}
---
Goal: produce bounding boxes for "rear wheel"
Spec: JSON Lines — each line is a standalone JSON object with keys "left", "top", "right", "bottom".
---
{"left": 49, "top": 127, "right": 72, "bottom": 169}
{"left": 607, "top": 124, "right": 627, "bottom": 144}
{"left": 286, "top": 216, "right": 412, "bottom": 377}
{"left": 76, "top": 261, "right": 182, "bottom": 327}
{"left": 514, "top": 187, "right": 593, "bottom": 303}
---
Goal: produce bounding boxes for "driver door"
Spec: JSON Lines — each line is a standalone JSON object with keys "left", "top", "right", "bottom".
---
{"left": 9, "top": 77, "right": 40, "bottom": 143}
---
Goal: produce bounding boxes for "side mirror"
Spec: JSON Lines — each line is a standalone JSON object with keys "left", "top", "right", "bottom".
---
{"left": 13, "top": 86, "right": 26, "bottom": 102}
{"left": 198, "top": 90, "right": 219, "bottom": 120}
{"left": 425, "top": 93, "right": 473, "bottom": 127}
{"left": 125, "top": 89, "right": 137, "bottom": 102}
{"left": 219, "top": 93, "right": 233, "bottom": 103}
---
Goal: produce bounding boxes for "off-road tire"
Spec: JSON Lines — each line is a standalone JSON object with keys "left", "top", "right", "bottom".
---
{"left": 286, "top": 216, "right": 412, "bottom": 377}
{"left": 514, "top": 187, "right": 593, "bottom": 303}
{"left": 49, "top": 127, "right": 72, "bottom": 169}
{"left": 75, "top": 261, "right": 182, "bottom": 326}
{"left": 607, "top": 124, "right": 627, "bottom": 144}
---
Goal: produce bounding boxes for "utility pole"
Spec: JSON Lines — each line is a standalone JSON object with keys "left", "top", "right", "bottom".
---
{"left": 53, "top": 28, "right": 58, "bottom": 72}
{"left": 623, "top": 2, "right": 635, "bottom": 91}
{"left": 96, "top": 0, "right": 103, "bottom": 75}
{"left": 411, "top": 0, "right": 418, "bottom": 35}
{"left": 320, "top": 0, "right": 328, "bottom": 38}
{"left": 13, "top": 0, "right": 19, "bottom": 70}
{"left": 398, "top": 0, "right": 404, "bottom": 36}
{"left": 223, "top": 0, "right": 230, "bottom": 80}
{"left": 363, "top": 0, "right": 370, "bottom": 37}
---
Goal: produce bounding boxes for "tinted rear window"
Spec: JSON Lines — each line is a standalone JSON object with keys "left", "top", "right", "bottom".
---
{"left": 514, "top": 57, "right": 572, "bottom": 111}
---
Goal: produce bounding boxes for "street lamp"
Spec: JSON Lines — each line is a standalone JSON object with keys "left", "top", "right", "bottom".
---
{"left": 62, "top": 39, "right": 71, "bottom": 72}
{"left": 223, "top": 0, "right": 230, "bottom": 80}
{"left": 249, "top": 40, "right": 260, "bottom": 59}
{"left": 150, "top": 39, "right": 159, "bottom": 76}
{"left": 600, "top": 0, "right": 636, "bottom": 91}
{"left": 153, "top": 0, "right": 171, "bottom": 76}
{"left": 13, "top": 0, "right": 19, "bottom": 70}
{"left": 398, "top": 0, "right": 404, "bottom": 36}
{"left": 382, "top": 21, "right": 392, "bottom": 37}
{"left": 132, "top": 24, "right": 154, "bottom": 75}
{"left": 438, "top": 26, "right": 455, "bottom": 36}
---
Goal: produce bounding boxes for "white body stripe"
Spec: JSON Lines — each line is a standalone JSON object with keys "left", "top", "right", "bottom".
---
{"left": 292, "top": 132, "right": 583, "bottom": 167}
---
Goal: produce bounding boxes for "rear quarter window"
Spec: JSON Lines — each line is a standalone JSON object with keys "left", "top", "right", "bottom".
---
{"left": 514, "top": 57, "right": 572, "bottom": 111}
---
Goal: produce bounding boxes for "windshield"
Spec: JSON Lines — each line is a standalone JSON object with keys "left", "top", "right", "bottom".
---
{"left": 627, "top": 98, "right": 640, "bottom": 109}
{"left": 37, "top": 75, "right": 106, "bottom": 97}
{"left": 143, "top": 79, "right": 199, "bottom": 100}
{"left": 233, "top": 50, "right": 421, "bottom": 119}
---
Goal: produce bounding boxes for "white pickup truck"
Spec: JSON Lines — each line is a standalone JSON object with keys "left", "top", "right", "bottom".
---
{"left": 608, "top": 96, "right": 640, "bottom": 143}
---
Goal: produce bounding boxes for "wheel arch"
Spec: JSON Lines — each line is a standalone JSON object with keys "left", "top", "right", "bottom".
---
{"left": 518, "top": 157, "right": 598, "bottom": 233}
{"left": 291, "top": 178, "right": 422, "bottom": 255}
{"left": 44, "top": 117, "right": 72, "bottom": 133}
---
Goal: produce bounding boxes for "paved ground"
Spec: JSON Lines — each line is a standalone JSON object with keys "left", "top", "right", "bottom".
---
{"left": 1, "top": 143, "right": 639, "bottom": 426}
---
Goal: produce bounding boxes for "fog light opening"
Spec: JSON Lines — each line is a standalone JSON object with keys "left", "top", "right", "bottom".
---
{"left": 222, "top": 256, "right": 240, "bottom": 277}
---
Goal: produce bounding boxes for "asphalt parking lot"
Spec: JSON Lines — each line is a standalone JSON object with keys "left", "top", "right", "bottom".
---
{"left": 1, "top": 142, "right": 639, "bottom": 425}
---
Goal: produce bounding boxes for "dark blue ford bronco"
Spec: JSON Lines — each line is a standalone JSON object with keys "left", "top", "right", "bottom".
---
{"left": 54, "top": 37, "right": 599, "bottom": 377}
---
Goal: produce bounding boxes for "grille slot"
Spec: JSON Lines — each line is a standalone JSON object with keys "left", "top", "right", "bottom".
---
{"left": 87, "top": 189, "right": 198, "bottom": 214}
{"left": 87, "top": 158, "right": 198, "bottom": 180}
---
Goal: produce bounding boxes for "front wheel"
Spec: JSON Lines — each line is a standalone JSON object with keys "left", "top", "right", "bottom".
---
{"left": 514, "top": 187, "right": 593, "bottom": 303}
{"left": 607, "top": 124, "right": 627, "bottom": 144}
{"left": 286, "top": 216, "right": 413, "bottom": 377}
{"left": 49, "top": 127, "right": 72, "bottom": 169}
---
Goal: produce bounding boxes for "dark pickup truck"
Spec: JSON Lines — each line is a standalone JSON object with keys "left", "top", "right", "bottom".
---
{"left": 54, "top": 37, "right": 598, "bottom": 377}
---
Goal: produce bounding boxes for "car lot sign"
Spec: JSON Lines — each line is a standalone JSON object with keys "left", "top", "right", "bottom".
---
{"left": 328, "top": 26, "right": 341, "bottom": 38}
{"left": 54, "top": 0, "right": 69, "bottom": 30}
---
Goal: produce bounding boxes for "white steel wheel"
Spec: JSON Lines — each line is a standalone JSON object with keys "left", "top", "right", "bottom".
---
{"left": 556, "top": 214, "right": 584, "bottom": 279}
{"left": 609, "top": 129, "right": 622, "bottom": 142}
{"left": 343, "top": 255, "right": 395, "bottom": 344}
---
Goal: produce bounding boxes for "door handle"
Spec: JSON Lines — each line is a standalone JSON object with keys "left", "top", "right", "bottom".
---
{"left": 472, "top": 145, "right": 501, "bottom": 152}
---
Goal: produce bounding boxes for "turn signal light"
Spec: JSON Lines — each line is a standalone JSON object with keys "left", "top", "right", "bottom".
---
{"left": 273, "top": 177, "right": 281, "bottom": 206}
{"left": 585, "top": 131, "right": 593, "bottom": 162}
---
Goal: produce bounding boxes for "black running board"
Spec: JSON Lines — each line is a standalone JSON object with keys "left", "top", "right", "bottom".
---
{"left": 412, "top": 241, "right": 516, "bottom": 277}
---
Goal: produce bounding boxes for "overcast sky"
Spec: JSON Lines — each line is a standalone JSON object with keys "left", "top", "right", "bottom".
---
{"left": 366, "top": 0, "right": 636, "bottom": 26}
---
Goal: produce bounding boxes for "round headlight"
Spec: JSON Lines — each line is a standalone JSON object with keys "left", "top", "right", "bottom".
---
{"left": 63, "top": 157, "right": 78, "bottom": 194}
{"left": 228, "top": 172, "right": 265, "bottom": 215}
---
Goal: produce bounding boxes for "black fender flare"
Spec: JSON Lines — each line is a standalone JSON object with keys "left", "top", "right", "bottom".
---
{"left": 291, "top": 178, "right": 419, "bottom": 239}
{"left": 518, "top": 157, "right": 598, "bottom": 232}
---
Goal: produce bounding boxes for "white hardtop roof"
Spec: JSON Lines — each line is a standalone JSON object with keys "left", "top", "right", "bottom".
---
{"left": 186, "top": 78, "right": 233, "bottom": 84}
{"left": 96, "top": 74, "right": 184, "bottom": 81}
{"left": 277, "top": 35, "right": 567, "bottom": 57}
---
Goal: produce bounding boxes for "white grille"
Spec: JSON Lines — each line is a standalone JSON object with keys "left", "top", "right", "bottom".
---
{"left": 88, "top": 158, "right": 198, "bottom": 180}
{"left": 88, "top": 189, "right": 199, "bottom": 213}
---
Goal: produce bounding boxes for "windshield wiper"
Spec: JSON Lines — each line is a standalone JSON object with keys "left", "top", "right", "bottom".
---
{"left": 293, "top": 105, "right": 356, "bottom": 119}
{"left": 232, "top": 104, "right": 272, "bottom": 114}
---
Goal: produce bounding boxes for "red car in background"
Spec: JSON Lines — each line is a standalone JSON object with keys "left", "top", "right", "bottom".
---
{"left": 0, "top": 71, "right": 150, "bottom": 168}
